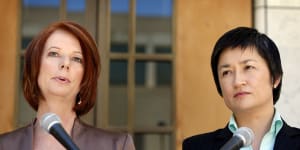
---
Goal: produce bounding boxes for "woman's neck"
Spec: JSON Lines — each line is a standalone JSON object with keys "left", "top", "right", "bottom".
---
{"left": 234, "top": 107, "right": 275, "bottom": 150}
{"left": 36, "top": 97, "right": 77, "bottom": 134}
{"left": 33, "top": 103, "right": 77, "bottom": 150}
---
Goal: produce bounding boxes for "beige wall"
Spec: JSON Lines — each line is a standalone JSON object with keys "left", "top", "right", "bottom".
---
{"left": 0, "top": 0, "right": 19, "bottom": 132}
{"left": 175, "top": 0, "right": 252, "bottom": 149}
{"left": 255, "top": 0, "right": 300, "bottom": 128}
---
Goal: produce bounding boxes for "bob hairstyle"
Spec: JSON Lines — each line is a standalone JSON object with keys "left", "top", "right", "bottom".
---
{"left": 23, "top": 21, "right": 100, "bottom": 116}
{"left": 211, "top": 27, "right": 283, "bottom": 104}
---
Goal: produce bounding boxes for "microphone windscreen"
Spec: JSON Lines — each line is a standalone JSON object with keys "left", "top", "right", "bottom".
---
{"left": 40, "top": 112, "right": 61, "bottom": 132}
{"left": 234, "top": 127, "right": 254, "bottom": 146}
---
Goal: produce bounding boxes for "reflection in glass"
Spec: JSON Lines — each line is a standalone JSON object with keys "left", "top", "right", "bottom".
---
{"left": 111, "top": 43, "right": 128, "bottom": 53}
{"left": 135, "top": 61, "right": 172, "bottom": 127}
{"left": 66, "top": 0, "right": 86, "bottom": 25}
{"left": 136, "top": 60, "right": 172, "bottom": 86}
{"left": 21, "top": 37, "right": 33, "bottom": 50}
{"left": 22, "top": 0, "right": 60, "bottom": 47}
{"left": 111, "top": 0, "right": 129, "bottom": 53}
{"left": 136, "top": 0, "right": 172, "bottom": 17}
{"left": 136, "top": 0, "right": 172, "bottom": 54}
{"left": 67, "top": 0, "right": 85, "bottom": 12}
{"left": 109, "top": 86, "right": 128, "bottom": 127}
{"left": 134, "top": 133, "right": 172, "bottom": 150}
{"left": 110, "top": 60, "right": 128, "bottom": 85}
{"left": 109, "top": 60, "right": 128, "bottom": 126}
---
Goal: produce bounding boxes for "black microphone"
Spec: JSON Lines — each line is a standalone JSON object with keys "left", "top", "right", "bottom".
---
{"left": 40, "top": 113, "right": 80, "bottom": 150}
{"left": 220, "top": 127, "right": 254, "bottom": 150}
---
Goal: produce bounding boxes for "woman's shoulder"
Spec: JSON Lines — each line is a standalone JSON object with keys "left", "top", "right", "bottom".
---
{"left": 183, "top": 128, "right": 226, "bottom": 143}
{"left": 0, "top": 124, "right": 32, "bottom": 149}
{"left": 0, "top": 124, "right": 31, "bottom": 140}
{"left": 182, "top": 127, "right": 231, "bottom": 150}
{"left": 280, "top": 121, "right": 300, "bottom": 136}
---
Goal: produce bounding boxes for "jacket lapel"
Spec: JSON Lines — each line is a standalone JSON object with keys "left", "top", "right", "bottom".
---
{"left": 214, "top": 126, "right": 233, "bottom": 150}
{"left": 274, "top": 121, "right": 300, "bottom": 150}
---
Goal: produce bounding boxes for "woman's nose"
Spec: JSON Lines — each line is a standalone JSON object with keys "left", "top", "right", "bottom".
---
{"left": 234, "top": 72, "right": 247, "bottom": 88}
{"left": 59, "top": 57, "right": 70, "bottom": 70}
{"left": 60, "top": 64, "right": 69, "bottom": 70}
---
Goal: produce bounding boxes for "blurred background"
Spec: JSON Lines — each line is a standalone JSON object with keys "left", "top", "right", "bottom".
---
{"left": 1, "top": 0, "right": 300, "bottom": 150}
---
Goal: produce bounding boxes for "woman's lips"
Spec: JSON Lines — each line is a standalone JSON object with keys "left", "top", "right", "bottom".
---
{"left": 234, "top": 91, "right": 250, "bottom": 98}
{"left": 53, "top": 76, "right": 70, "bottom": 83}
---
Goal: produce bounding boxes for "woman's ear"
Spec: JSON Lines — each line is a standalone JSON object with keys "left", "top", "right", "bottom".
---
{"left": 273, "top": 76, "right": 281, "bottom": 88}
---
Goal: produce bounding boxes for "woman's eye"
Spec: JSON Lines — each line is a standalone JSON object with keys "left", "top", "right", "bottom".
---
{"left": 48, "top": 51, "right": 59, "bottom": 57}
{"left": 245, "top": 65, "right": 255, "bottom": 70}
{"left": 222, "top": 70, "right": 231, "bottom": 77}
{"left": 72, "top": 57, "right": 83, "bottom": 63}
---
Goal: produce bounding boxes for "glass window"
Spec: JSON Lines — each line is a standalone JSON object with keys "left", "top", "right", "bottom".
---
{"left": 108, "top": 0, "right": 174, "bottom": 149}
{"left": 111, "top": 0, "right": 130, "bottom": 53}
{"left": 136, "top": 0, "right": 172, "bottom": 54}
{"left": 22, "top": 0, "right": 60, "bottom": 42}
{"left": 66, "top": 0, "right": 86, "bottom": 24}
{"left": 134, "top": 133, "right": 173, "bottom": 150}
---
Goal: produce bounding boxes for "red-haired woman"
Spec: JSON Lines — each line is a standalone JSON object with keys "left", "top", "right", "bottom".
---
{"left": 0, "top": 21, "right": 135, "bottom": 150}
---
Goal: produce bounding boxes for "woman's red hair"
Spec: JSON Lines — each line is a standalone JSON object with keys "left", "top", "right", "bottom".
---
{"left": 23, "top": 21, "right": 100, "bottom": 116}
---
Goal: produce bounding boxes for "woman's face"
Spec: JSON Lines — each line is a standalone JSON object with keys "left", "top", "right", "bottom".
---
{"left": 38, "top": 29, "right": 84, "bottom": 101}
{"left": 217, "top": 47, "right": 279, "bottom": 114}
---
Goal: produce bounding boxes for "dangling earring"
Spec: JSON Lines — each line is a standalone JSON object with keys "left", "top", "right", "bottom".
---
{"left": 77, "top": 100, "right": 82, "bottom": 105}
{"left": 76, "top": 94, "right": 82, "bottom": 105}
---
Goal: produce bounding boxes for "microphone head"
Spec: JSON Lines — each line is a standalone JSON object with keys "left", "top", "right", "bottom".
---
{"left": 40, "top": 112, "right": 61, "bottom": 132}
{"left": 234, "top": 127, "right": 254, "bottom": 147}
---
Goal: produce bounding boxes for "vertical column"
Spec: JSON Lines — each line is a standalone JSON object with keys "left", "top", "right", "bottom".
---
{"left": 128, "top": 0, "right": 136, "bottom": 134}
{"left": 0, "top": 0, "right": 20, "bottom": 132}
{"left": 145, "top": 42, "right": 156, "bottom": 88}
{"left": 259, "top": 0, "right": 300, "bottom": 128}
{"left": 175, "top": 0, "right": 252, "bottom": 149}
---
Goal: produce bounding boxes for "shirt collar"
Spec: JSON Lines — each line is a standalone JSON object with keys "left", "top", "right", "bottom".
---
{"left": 228, "top": 109, "right": 283, "bottom": 135}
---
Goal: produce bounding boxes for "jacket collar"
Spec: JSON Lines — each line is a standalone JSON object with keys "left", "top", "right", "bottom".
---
{"left": 28, "top": 117, "right": 80, "bottom": 149}
{"left": 215, "top": 125, "right": 232, "bottom": 140}
{"left": 274, "top": 120, "right": 300, "bottom": 150}
{"left": 213, "top": 120, "right": 300, "bottom": 150}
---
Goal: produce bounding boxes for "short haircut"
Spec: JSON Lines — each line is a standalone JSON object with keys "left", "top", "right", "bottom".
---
{"left": 23, "top": 21, "right": 100, "bottom": 116}
{"left": 211, "top": 27, "right": 283, "bottom": 104}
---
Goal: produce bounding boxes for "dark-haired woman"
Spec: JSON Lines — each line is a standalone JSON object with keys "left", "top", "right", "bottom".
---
{"left": 183, "top": 27, "right": 300, "bottom": 150}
